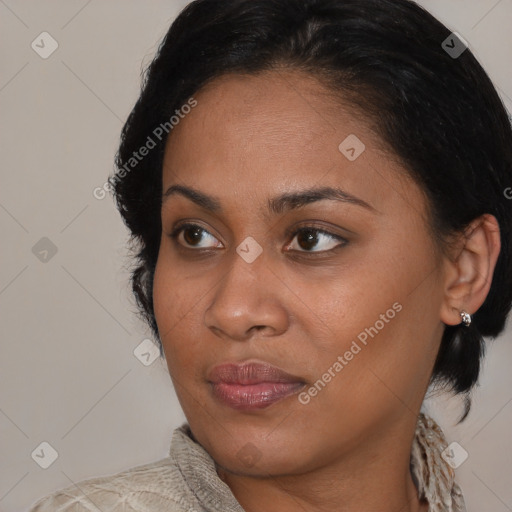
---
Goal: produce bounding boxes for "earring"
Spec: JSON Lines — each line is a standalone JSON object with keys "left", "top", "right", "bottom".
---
{"left": 460, "top": 310, "right": 472, "bottom": 327}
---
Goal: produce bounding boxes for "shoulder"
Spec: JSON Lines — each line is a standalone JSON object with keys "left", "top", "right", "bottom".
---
{"left": 28, "top": 456, "right": 197, "bottom": 512}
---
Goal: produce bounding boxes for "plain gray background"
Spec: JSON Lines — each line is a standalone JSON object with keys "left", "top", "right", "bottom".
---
{"left": 1, "top": 1, "right": 511, "bottom": 511}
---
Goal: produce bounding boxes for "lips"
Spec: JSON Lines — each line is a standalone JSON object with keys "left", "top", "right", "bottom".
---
{"left": 208, "top": 361, "right": 305, "bottom": 385}
{"left": 208, "top": 361, "right": 306, "bottom": 410}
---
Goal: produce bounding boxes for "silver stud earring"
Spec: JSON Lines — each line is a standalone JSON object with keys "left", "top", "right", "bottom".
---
{"left": 460, "top": 310, "right": 471, "bottom": 327}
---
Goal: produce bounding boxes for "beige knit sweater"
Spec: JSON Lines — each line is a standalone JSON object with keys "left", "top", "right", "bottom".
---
{"left": 29, "top": 413, "right": 466, "bottom": 512}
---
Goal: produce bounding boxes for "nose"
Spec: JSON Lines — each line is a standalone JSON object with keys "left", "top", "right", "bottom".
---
{"left": 203, "top": 248, "right": 289, "bottom": 342}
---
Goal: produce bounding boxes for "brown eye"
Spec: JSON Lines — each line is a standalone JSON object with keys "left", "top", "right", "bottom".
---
{"left": 286, "top": 226, "right": 347, "bottom": 253}
{"left": 182, "top": 225, "right": 205, "bottom": 246}
{"left": 169, "top": 222, "right": 347, "bottom": 255}
{"left": 170, "top": 223, "right": 222, "bottom": 249}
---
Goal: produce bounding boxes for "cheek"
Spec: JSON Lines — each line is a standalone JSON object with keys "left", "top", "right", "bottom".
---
{"left": 153, "top": 256, "right": 188, "bottom": 354}
{"left": 152, "top": 255, "right": 175, "bottom": 330}
{"left": 152, "top": 253, "right": 209, "bottom": 374}
{"left": 153, "top": 244, "right": 196, "bottom": 329}
{"left": 298, "top": 235, "right": 436, "bottom": 379}
{"left": 283, "top": 252, "right": 400, "bottom": 349}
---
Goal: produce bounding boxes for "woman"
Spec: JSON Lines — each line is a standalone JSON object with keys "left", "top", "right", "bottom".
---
{"left": 30, "top": 0, "right": 512, "bottom": 510}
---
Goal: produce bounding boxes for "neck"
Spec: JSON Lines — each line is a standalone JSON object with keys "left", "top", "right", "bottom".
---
{"left": 216, "top": 414, "right": 430, "bottom": 512}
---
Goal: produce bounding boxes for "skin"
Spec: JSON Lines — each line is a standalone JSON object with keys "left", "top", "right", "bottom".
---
{"left": 152, "top": 70, "right": 501, "bottom": 512}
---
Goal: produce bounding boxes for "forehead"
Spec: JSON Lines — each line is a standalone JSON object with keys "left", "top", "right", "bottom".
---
{"left": 166, "top": 70, "right": 378, "bottom": 159}
{"left": 161, "top": 70, "right": 422, "bottom": 218}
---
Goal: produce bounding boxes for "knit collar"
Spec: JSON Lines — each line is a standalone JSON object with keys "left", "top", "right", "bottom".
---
{"left": 170, "top": 424, "right": 245, "bottom": 512}
{"left": 411, "top": 413, "right": 466, "bottom": 511}
{"left": 170, "top": 413, "right": 466, "bottom": 512}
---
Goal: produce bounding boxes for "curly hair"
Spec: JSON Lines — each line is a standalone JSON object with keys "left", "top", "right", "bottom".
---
{"left": 109, "top": 0, "right": 512, "bottom": 420}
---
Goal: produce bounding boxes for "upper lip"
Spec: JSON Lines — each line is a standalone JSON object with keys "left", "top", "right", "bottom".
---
{"left": 208, "top": 360, "right": 305, "bottom": 385}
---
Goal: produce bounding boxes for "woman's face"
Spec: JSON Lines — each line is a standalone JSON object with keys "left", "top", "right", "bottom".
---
{"left": 153, "top": 70, "right": 448, "bottom": 476}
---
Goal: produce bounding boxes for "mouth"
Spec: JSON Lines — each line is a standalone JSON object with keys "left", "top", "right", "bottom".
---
{"left": 207, "top": 360, "right": 307, "bottom": 410}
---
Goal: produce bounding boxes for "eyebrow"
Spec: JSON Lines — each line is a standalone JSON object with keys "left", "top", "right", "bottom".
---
{"left": 162, "top": 184, "right": 377, "bottom": 215}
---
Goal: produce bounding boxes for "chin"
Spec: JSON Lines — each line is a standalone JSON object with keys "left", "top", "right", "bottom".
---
{"left": 206, "top": 429, "right": 313, "bottom": 476}
{"left": 216, "top": 448, "right": 309, "bottom": 478}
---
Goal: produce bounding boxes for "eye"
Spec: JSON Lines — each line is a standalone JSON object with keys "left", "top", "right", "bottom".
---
{"left": 285, "top": 225, "right": 348, "bottom": 253}
{"left": 169, "top": 222, "right": 348, "bottom": 254}
{"left": 169, "top": 222, "right": 222, "bottom": 250}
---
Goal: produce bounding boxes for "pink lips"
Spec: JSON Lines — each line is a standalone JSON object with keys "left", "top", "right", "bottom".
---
{"left": 208, "top": 361, "right": 306, "bottom": 410}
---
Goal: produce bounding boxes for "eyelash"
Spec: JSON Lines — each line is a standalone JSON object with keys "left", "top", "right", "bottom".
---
{"left": 168, "top": 222, "right": 348, "bottom": 255}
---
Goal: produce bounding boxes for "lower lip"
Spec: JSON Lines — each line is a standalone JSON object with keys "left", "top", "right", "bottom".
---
{"left": 210, "top": 382, "right": 306, "bottom": 410}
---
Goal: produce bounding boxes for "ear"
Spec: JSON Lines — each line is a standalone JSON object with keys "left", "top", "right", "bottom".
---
{"left": 440, "top": 214, "right": 501, "bottom": 326}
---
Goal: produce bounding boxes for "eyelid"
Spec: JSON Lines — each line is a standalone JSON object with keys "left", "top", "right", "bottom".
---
{"left": 169, "top": 221, "right": 222, "bottom": 250}
{"left": 283, "top": 223, "right": 348, "bottom": 253}
{"left": 169, "top": 221, "right": 348, "bottom": 254}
